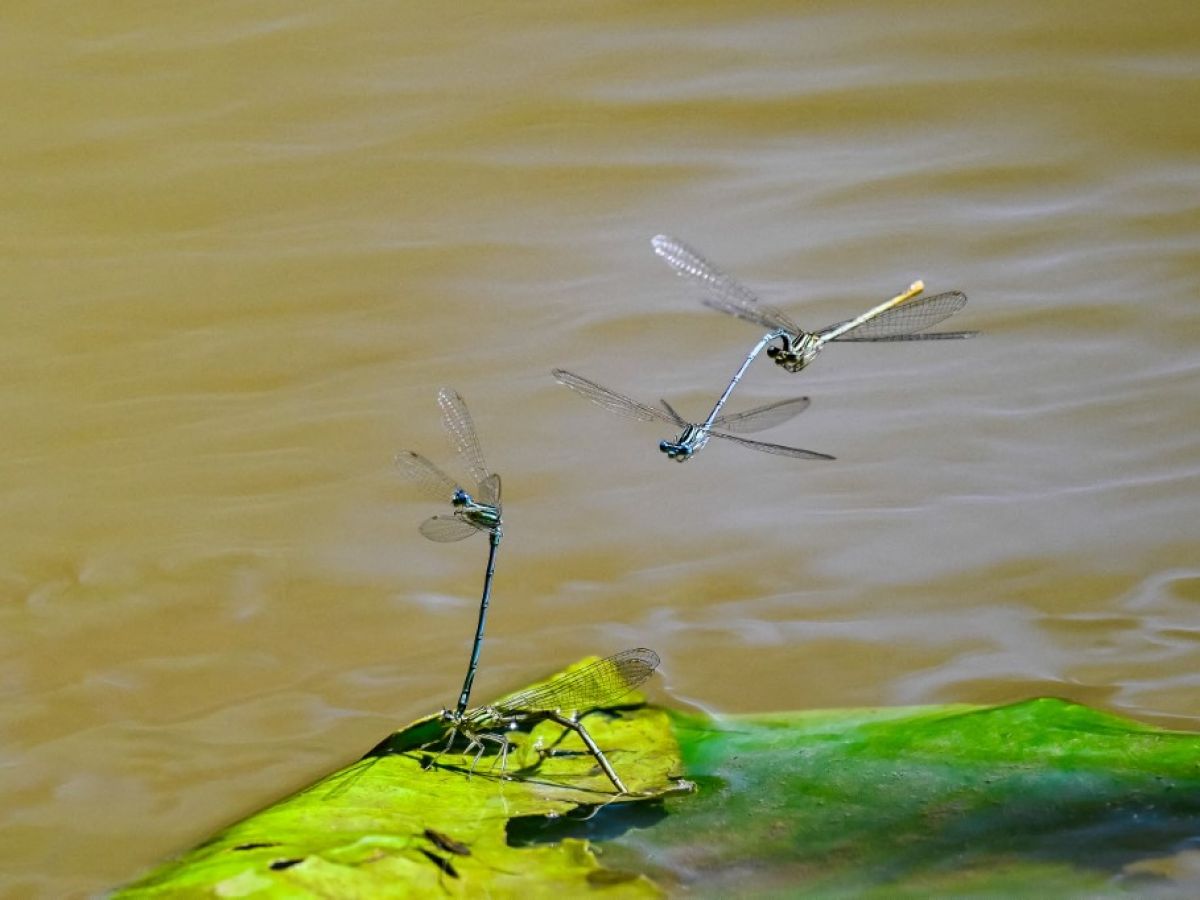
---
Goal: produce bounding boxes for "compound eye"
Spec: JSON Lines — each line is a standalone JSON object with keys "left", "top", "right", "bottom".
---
{"left": 766, "top": 346, "right": 778, "bottom": 358}
{"left": 659, "top": 441, "right": 671, "bottom": 453}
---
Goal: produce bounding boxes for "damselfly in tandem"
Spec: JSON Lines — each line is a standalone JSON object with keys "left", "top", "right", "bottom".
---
{"left": 552, "top": 369, "right": 833, "bottom": 463}
{"left": 652, "top": 234, "right": 975, "bottom": 374}
{"left": 396, "top": 389, "right": 502, "bottom": 717}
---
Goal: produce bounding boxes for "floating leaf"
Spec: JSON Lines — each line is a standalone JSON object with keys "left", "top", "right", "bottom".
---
{"left": 592, "top": 698, "right": 1200, "bottom": 896}
{"left": 116, "top": 666, "right": 1200, "bottom": 897}
{"left": 116, "top": 658, "right": 687, "bottom": 898}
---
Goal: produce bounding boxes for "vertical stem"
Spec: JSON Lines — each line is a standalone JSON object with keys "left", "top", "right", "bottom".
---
{"left": 454, "top": 528, "right": 501, "bottom": 717}
{"left": 699, "top": 329, "right": 786, "bottom": 432}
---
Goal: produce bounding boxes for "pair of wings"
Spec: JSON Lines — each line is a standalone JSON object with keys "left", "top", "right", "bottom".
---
{"left": 651, "top": 234, "right": 974, "bottom": 343}
{"left": 469, "top": 648, "right": 661, "bottom": 720}
{"left": 553, "top": 369, "right": 834, "bottom": 461}
{"left": 395, "top": 388, "right": 501, "bottom": 543}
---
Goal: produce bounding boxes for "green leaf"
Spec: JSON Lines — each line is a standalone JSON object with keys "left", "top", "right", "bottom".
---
{"left": 593, "top": 698, "right": 1200, "bottom": 896}
{"left": 115, "top": 662, "right": 1200, "bottom": 898}
{"left": 115, "top": 658, "right": 688, "bottom": 899}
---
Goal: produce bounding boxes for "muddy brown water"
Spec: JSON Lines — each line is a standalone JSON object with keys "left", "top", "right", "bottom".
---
{"left": 1, "top": 2, "right": 1198, "bottom": 894}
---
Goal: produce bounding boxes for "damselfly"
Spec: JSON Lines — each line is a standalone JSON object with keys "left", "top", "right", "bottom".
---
{"left": 652, "top": 234, "right": 976, "bottom": 374}
{"left": 396, "top": 389, "right": 502, "bottom": 717}
{"left": 436, "top": 648, "right": 661, "bottom": 794}
{"left": 324, "top": 648, "right": 662, "bottom": 800}
{"left": 552, "top": 369, "right": 833, "bottom": 462}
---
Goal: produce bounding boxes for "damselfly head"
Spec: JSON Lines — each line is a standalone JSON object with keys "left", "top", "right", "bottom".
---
{"left": 773, "top": 348, "right": 809, "bottom": 373}
{"left": 773, "top": 334, "right": 819, "bottom": 372}
{"left": 659, "top": 440, "right": 692, "bottom": 462}
{"left": 451, "top": 488, "right": 471, "bottom": 508}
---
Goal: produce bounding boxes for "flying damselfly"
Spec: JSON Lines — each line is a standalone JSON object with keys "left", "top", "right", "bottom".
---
{"left": 652, "top": 234, "right": 976, "bottom": 374}
{"left": 396, "top": 388, "right": 502, "bottom": 717}
{"left": 552, "top": 369, "right": 833, "bottom": 462}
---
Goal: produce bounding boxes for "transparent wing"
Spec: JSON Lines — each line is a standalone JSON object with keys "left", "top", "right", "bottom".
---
{"left": 489, "top": 648, "right": 661, "bottom": 715}
{"left": 835, "top": 330, "right": 978, "bottom": 342}
{"left": 419, "top": 515, "right": 482, "bottom": 542}
{"left": 823, "top": 291, "right": 970, "bottom": 342}
{"left": 478, "top": 473, "right": 501, "bottom": 507}
{"left": 652, "top": 234, "right": 802, "bottom": 335}
{"left": 657, "top": 398, "right": 690, "bottom": 428}
{"left": 711, "top": 396, "right": 811, "bottom": 434}
{"left": 437, "top": 388, "right": 492, "bottom": 490}
{"left": 395, "top": 450, "right": 461, "bottom": 503}
{"left": 707, "top": 430, "right": 835, "bottom": 460}
{"left": 553, "top": 369, "right": 676, "bottom": 424}
{"left": 701, "top": 295, "right": 803, "bottom": 336}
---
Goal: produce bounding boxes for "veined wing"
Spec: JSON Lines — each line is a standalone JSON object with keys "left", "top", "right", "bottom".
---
{"left": 477, "top": 472, "right": 501, "bottom": 508}
{"left": 838, "top": 331, "right": 978, "bottom": 342}
{"left": 823, "top": 291, "right": 971, "bottom": 342}
{"left": 438, "top": 388, "right": 492, "bottom": 491}
{"left": 702, "top": 295, "right": 802, "bottom": 336}
{"left": 711, "top": 396, "right": 811, "bottom": 434}
{"left": 395, "top": 450, "right": 461, "bottom": 503}
{"left": 489, "top": 648, "right": 660, "bottom": 716}
{"left": 652, "top": 234, "right": 802, "bottom": 335}
{"left": 657, "top": 398, "right": 690, "bottom": 428}
{"left": 419, "top": 515, "right": 482, "bottom": 542}
{"left": 553, "top": 369, "right": 676, "bottom": 425}
{"left": 707, "top": 429, "right": 835, "bottom": 460}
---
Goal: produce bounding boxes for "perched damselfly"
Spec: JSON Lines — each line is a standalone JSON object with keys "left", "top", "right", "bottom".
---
{"left": 653, "top": 234, "right": 976, "bottom": 374}
{"left": 435, "top": 648, "right": 662, "bottom": 794}
{"left": 552, "top": 369, "right": 833, "bottom": 462}
{"left": 323, "top": 648, "right": 661, "bottom": 799}
{"left": 396, "top": 389, "right": 502, "bottom": 717}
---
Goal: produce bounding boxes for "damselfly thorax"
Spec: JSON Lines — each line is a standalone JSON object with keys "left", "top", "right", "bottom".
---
{"left": 451, "top": 488, "right": 502, "bottom": 533}
{"left": 766, "top": 330, "right": 823, "bottom": 373}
